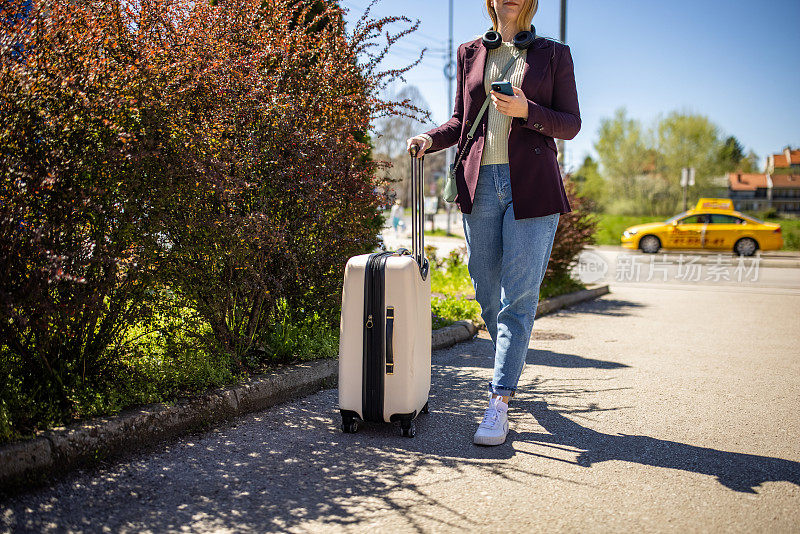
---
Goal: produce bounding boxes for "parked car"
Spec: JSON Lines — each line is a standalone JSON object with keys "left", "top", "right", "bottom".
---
{"left": 621, "top": 198, "right": 783, "bottom": 256}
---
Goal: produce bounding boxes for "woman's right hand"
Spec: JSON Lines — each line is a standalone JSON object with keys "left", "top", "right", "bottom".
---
{"left": 406, "top": 135, "right": 432, "bottom": 158}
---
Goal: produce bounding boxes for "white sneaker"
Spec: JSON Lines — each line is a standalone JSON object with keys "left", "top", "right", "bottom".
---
{"left": 473, "top": 396, "right": 509, "bottom": 446}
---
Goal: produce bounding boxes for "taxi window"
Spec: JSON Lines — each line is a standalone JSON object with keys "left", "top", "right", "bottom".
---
{"left": 678, "top": 214, "right": 710, "bottom": 224}
{"left": 666, "top": 211, "right": 690, "bottom": 224}
{"left": 709, "top": 214, "right": 744, "bottom": 224}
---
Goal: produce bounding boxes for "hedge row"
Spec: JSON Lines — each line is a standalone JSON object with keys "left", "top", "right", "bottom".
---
{"left": 0, "top": 0, "right": 418, "bottom": 440}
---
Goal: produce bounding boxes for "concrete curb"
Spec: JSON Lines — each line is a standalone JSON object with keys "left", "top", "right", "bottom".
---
{"left": 0, "top": 285, "right": 610, "bottom": 492}
{"left": 536, "top": 284, "right": 611, "bottom": 317}
{"left": 431, "top": 320, "right": 479, "bottom": 351}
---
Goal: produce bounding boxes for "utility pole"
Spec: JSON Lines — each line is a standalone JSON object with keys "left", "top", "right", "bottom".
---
{"left": 444, "top": 0, "right": 455, "bottom": 234}
{"left": 557, "top": 0, "right": 567, "bottom": 176}
{"left": 681, "top": 167, "right": 695, "bottom": 211}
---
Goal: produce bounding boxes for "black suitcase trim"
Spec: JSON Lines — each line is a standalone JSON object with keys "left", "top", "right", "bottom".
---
{"left": 362, "top": 251, "right": 393, "bottom": 423}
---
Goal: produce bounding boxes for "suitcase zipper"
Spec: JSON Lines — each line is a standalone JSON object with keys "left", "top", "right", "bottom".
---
{"left": 362, "top": 251, "right": 393, "bottom": 423}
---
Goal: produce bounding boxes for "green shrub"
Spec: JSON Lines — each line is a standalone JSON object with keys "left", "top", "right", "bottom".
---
{"left": 431, "top": 262, "right": 473, "bottom": 295}
{"left": 548, "top": 178, "right": 598, "bottom": 279}
{"left": 771, "top": 219, "right": 800, "bottom": 251}
{"left": 430, "top": 245, "right": 473, "bottom": 296}
{"left": 0, "top": 0, "right": 425, "bottom": 442}
{"left": 259, "top": 301, "right": 339, "bottom": 364}
{"left": 540, "top": 271, "right": 585, "bottom": 300}
{"left": 755, "top": 207, "right": 779, "bottom": 220}
{"left": 431, "top": 297, "right": 482, "bottom": 329}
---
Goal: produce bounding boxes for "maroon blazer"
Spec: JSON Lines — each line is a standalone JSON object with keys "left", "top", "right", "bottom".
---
{"left": 424, "top": 36, "right": 581, "bottom": 219}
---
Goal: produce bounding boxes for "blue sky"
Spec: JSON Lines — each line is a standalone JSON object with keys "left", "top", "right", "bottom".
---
{"left": 341, "top": 0, "right": 800, "bottom": 172}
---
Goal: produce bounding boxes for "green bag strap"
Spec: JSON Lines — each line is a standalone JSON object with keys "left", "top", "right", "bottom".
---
{"left": 467, "top": 98, "right": 493, "bottom": 141}
{"left": 453, "top": 55, "right": 520, "bottom": 170}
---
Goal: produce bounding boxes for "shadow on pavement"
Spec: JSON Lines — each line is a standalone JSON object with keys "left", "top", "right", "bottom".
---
{"left": 511, "top": 397, "right": 800, "bottom": 495}
{"left": 528, "top": 349, "right": 630, "bottom": 369}
{"left": 552, "top": 297, "right": 646, "bottom": 318}
{"left": 443, "top": 338, "right": 631, "bottom": 370}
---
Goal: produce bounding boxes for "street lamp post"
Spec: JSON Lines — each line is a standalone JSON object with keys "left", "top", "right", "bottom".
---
{"left": 444, "top": 0, "right": 455, "bottom": 235}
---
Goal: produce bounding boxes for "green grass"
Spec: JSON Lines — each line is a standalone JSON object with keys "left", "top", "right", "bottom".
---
{"left": 593, "top": 214, "right": 665, "bottom": 246}
{"left": 766, "top": 218, "right": 800, "bottom": 250}
{"left": 426, "top": 228, "right": 460, "bottom": 238}
{"left": 431, "top": 262, "right": 473, "bottom": 296}
{"left": 431, "top": 297, "right": 482, "bottom": 330}
{"left": 593, "top": 213, "right": 800, "bottom": 251}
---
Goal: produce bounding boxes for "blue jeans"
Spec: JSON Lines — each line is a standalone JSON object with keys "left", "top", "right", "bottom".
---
{"left": 462, "top": 163, "right": 560, "bottom": 398}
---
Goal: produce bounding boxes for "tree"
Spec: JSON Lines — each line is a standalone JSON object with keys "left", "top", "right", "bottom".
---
{"left": 594, "top": 107, "right": 753, "bottom": 216}
{"left": 373, "top": 84, "right": 436, "bottom": 206}
{"left": 718, "top": 135, "right": 745, "bottom": 172}
{"left": 571, "top": 155, "right": 606, "bottom": 212}
{"left": 594, "top": 108, "right": 653, "bottom": 214}
{"left": 655, "top": 111, "right": 725, "bottom": 207}
{"left": 742, "top": 150, "right": 760, "bottom": 173}
{"left": 374, "top": 85, "right": 430, "bottom": 158}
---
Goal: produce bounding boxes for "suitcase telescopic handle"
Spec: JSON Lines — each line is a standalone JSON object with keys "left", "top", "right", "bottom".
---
{"left": 409, "top": 145, "right": 427, "bottom": 279}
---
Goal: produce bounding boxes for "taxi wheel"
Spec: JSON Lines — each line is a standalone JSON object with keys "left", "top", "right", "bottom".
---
{"left": 639, "top": 235, "right": 661, "bottom": 254}
{"left": 734, "top": 237, "right": 758, "bottom": 257}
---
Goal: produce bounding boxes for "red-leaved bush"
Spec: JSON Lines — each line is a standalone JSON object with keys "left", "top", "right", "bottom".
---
{"left": 0, "top": 0, "right": 424, "bottom": 437}
{"left": 548, "top": 178, "right": 597, "bottom": 279}
{"left": 1, "top": 0, "right": 166, "bottom": 426}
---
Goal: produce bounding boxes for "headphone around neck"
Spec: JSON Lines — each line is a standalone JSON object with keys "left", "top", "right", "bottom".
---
{"left": 482, "top": 25, "right": 537, "bottom": 50}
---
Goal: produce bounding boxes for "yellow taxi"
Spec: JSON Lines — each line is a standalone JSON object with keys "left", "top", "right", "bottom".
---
{"left": 620, "top": 198, "right": 783, "bottom": 256}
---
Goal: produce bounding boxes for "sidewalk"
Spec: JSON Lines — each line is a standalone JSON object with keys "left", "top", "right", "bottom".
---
{"left": 4, "top": 285, "right": 798, "bottom": 532}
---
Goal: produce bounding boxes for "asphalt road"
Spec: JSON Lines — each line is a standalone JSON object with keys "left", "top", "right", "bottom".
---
{"left": 3, "top": 277, "right": 799, "bottom": 532}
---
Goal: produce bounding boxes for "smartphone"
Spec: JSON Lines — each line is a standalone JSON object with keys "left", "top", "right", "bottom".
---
{"left": 491, "top": 81, "right": 514, "bottom": 96}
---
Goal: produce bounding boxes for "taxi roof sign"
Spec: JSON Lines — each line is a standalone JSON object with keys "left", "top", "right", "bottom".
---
{"left": 694, "top": 198, "right": 734, "bottom": 211}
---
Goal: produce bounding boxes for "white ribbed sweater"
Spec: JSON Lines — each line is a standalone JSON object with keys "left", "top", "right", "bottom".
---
{"left": 481, "top": 42, "right": 527, "bottom": 166}
{"left": 419, "top": 42, "right": 527, "bottom": 165}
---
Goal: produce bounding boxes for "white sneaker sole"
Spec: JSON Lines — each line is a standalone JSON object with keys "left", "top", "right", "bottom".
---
{"left": 473, "top": 423, "right": 509, "bottom": 446}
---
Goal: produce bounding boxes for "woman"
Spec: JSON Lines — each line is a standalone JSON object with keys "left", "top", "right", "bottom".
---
{"left": 407, "top": 0, "right": 580, "bottom": 446}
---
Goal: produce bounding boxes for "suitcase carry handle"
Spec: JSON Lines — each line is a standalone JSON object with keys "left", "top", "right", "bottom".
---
{"left": 409, "top": 145, "right": 429, "bottom": 280}
{"left": 385, "top": 306, "right": 395, "bottom": 375}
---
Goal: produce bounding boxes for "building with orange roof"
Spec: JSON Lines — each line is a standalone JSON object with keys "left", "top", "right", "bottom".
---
{"left": 766, "top": 146, "right": 800, "bottom": 174}
{"left": 728, "top": 168, "right": 800, "bottom": 214}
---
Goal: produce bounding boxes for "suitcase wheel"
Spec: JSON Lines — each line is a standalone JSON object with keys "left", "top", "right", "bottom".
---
{"left": 400, "top": 420, "right": 416, "bottom": 438}
{"left": 421, "top": 401, "right": 430, "bottom": 415}
{"left": 341, "top": 415, "right": 359, "bottom": 434}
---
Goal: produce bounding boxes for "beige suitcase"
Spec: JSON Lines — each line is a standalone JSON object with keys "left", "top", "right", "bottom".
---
{"left": 338, "top": 150, "right": 431, "bottom": 437}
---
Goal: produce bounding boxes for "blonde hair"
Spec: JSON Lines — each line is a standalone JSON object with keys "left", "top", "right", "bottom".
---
{"left": 486, "top": 0, "right": 538, "bottom": 33}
